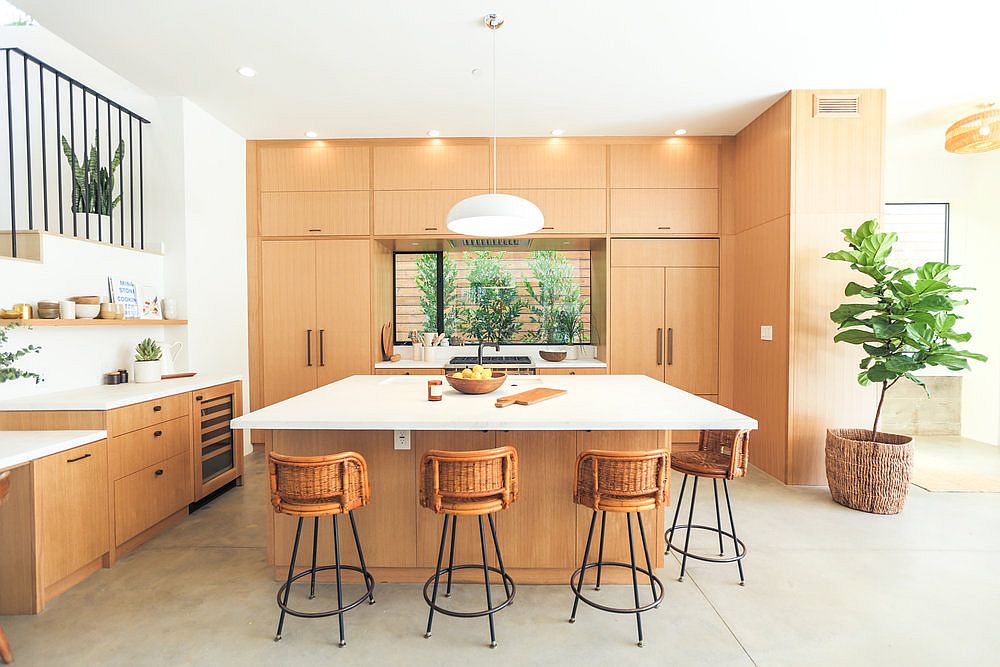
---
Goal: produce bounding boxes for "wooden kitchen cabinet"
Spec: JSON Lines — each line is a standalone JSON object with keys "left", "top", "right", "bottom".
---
{"left": 611, "top": 240, "right": 719, "bottom": 394}
{"left": 496, "top": 142, "right": 606, "bottom": 188}
{"left": 610, "top": 142, "right": 719, "bottom": 188}
{"left": 374, "top": 368, "right": 444, "bottom": 375}
{"left": 535, "top": 367, "right": 607, "bottom": 375}
{"left": 260, "top": 191, "right": 369, "bottom": 237}
{"left": 610, "top": 188, "right": 719, "bottom": 235}
{"left": 501, "top": 189, "right": 607, "bottom": 235}
{"left": 316, "top": 240, "right": 373, "bottom": 384}
{"left": 36, "top": 440, "right": 110, "bottom": 590}
{"left": 373, "top": 143, "right": 490, "bottom": 190}
{"left": 114, "top": 451, "right": 190, "bottom": 546}
{"left": 373, "top": 190, "right": 483, "bottom": 236}
{"left": 258, "top": 144, "right": 370, "bottom": 192}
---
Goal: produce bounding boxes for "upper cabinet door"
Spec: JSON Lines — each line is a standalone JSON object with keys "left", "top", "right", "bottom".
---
{"left": 664, "top": 267, "right": 719, "bottom": 395}
{"left": 610, "top": 143, "right": 719, "bottom": 188}
{"left": 611, "top": 189, "right": 719, "bottom": 235}
{"left": 258, "top": 145, "right": 370, "bottom": 192}
{"left": 496, "top": 143, "right": 606, "bottom": 189}
{"left": 374, "top": 190, "right": 486, "bottom": 236}
{"left": 610, "top": 266, "right": 665, "bottom": 382}
{"left": 373, "top": 144, "right": 490, "bottom": 190}
{"left": 260, "top": 192, "right": 370, "bottom": 237}
{"left": 316, "top": 240, "right": 372, "bottom": 385}
{"left": 501, "top": 189, "right": 607, "bottom": 235}
{"left": 261, "top": 240, "right": 318, "bottom": 404}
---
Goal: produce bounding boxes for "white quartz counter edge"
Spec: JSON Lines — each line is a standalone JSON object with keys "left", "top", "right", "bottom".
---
{"left": 374, "top": 359, "right": 608, "bottom": 369}
{"left": 0, "top": 373, "right": 243, "bottom": 411}
{"left": 0, "top": 430, "right": 107, "bottom": 471}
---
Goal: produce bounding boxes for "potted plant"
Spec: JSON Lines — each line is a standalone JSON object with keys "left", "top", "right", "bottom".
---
{"left": 0, "top": 322, "right": 41, "bottom": 384}
{"left": 60, "top": 132, "right": 125, "bottom": 216}
{"left": 133, "top": 338, "right": 162, "bottom": 383}
{"left": 825, "top": 220, "right": 986, "bottom": 514}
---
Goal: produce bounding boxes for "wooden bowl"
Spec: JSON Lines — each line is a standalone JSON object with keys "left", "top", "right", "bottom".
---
{"left": 445, "top": 371, "right": 507, "bottom": 395}
{"left": 539, "top": 350, "right": 567, "bottom": 362}
{"left": 72, "top": 295, "right": 101, "bottom": 305}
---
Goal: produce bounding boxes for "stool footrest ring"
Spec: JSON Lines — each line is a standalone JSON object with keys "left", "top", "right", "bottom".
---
{"left": 276, "top": 565, "right": 376, "bottom": 619}
{"left": 422, "top": 564, "right": 515, "bottom": 618}
{"left": 665, "top": 524, "right": 748, "bottom": 564}
{"left": 569, "top": 561, "right": 664, "bottom": 614}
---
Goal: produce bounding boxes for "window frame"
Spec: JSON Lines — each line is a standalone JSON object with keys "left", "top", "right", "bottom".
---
{"left": 883, "top": 202, "right": 950, "bottom": 264}
{"left": 392, "top": 250, "right": 444, "bottom": 345}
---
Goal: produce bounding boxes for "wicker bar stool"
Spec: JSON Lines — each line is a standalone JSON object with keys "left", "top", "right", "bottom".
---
{"left": 420, "top": 446, "right": 518, "bottom": 649}
{"left": 665, "top": 429, "right": 751, "bottom": 585}
{"left": 569, "top": 449, "right": 669, "bottom": 648}
{"left": 269, "top": 451, "right": 376, "bottom": 646}
{"left": 0, "top": 471, "right": 12, "bottom": 665}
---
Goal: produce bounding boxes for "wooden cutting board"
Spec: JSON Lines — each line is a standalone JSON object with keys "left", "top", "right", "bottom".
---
{"left": 380, "top": 322, "right": 392, "bottom": 361}
{"left": 495, "top": 387, "right": 568, "bottom": 408}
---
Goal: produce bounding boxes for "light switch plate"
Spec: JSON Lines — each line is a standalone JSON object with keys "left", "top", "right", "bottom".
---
{"left": 394, "top": 429, "right": 411, "bottom": 450}
{"left": 760, "top": 325, "right": 773, "bottom": 341}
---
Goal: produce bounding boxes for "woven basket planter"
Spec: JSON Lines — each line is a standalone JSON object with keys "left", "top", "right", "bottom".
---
{"left": 825, "top": 429, "right": 914, "bottom": 515}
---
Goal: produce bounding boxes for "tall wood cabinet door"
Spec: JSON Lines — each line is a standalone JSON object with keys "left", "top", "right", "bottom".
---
{"left": 664, "top": 267, "right": 719, "bottom": 394}
{"left": 610, "top": 267, "right": 665, "bottom": 381}
{"left": 316, "top": 239, "right": 372, "bottom": 385}
{"left": 36, "top": 440, "right": 109, "bottom": 588}
{"left": 261, "top": 240, "right": 318, "bottom": 405}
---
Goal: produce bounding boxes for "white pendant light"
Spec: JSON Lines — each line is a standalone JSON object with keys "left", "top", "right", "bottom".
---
{"left": 447, "top": 14, "right": 543, "bottom": 237}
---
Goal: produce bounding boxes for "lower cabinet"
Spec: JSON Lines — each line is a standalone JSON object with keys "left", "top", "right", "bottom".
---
{"left": 535, "top": 367, "right": 607, "bottom": 375}
{"left": 114, "top": 452, "right": 191, "bottom": 546}
{"left": 374, "top": 368, "right": 444, "bottom": 375}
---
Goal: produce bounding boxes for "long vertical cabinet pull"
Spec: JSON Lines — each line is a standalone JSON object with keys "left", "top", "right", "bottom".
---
{"left": 656, "top": 327, "right": 664, "bottom": 366}
{"left": 306, "top": 329, "right": 313, "bottom": 367}
{"left": 318, "top": 329, "right": 326, "bottom": 367}
{"left": 667, "top": 327, "right": 674, "bottom": 366}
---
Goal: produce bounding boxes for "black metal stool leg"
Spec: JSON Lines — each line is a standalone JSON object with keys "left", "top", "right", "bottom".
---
{"left": 678, "top": 476, "right": 699, "bottom": 582}
{"left": 444, "top": 511, "right": 458, "bottom": 598}
{"left": 713, "top": 480, "right": 725, "bottom": 557}
{"left": 594, "top": 510, "right": 607, "bottom": 590}
{"left": 348, "top": 511, "right": 375, "bottom": 605}
{"left": 487, "top": 513, "right": 512, "bottom": 602}
{"left": 308, "top": 516, "right": 319, "bottom": 599}
{"left": 569, "top": 509, "right": 597, "bottom": 622}
{"left": 332, "top": 515, "right": 346, "bottom": 647}
{"left": 666, "top": 474, "right": 688, "bottom": 553}
{"left": 636, "top": 512, "right": 658, "bottom": 606}
{"left": 425, "top": 515, "right": 450, "bottom": 638}
{"left": 723, "top": 478, "right": 745, "bottom": 586}
{"left": 626, "top": 513, "right": 644, "bottom": 648}
{"left": 275, "top": 517, "right": 303, "bottom": 641}
{"left": 478, "top": 516, "right": 498, "bottom": 648}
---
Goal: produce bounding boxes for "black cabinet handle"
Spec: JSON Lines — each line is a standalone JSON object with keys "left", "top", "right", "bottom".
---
{"left": 542, "top": 226, "right": 555, "bottom": 230}
{"left": 306, "top": 329, "right": 313, "bottom": 367}
{"left": 153, "top": 430, "right": 162, "bottom": 437}
{"left": 195, "top": 395, "right": 203, "bottom": 401}
{"left": 656, "top": 327, "right": 663, "bottom": 366}
{"left": 667, "top": 327, "right": 674, "bottom": 366}
{"left": 424, "top": 227, "right": 438, "bottom": 231}
{"left": 154, "top": 469, "right": 164, "bottom": 476}
{"left": 657, "top": 226, "right": 672, "bottom": 230}
{"left": 67, "top": 453, "right": 92, "bottom": 463}
{"left": 152, "top": 405, "right": 162, "bottom": 412}
{"left": 319, "top": 329, "right": 326, "bottom": 367}
{"left": 307, "top": 228, "right": 322, "bottom": 232}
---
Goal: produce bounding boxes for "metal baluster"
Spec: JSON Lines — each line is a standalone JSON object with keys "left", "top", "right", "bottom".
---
{"left": 138, "top": 120, "right": 143, "bottom": 249}
{"left": 94, "top": 93, "right": 100, "bottom": 240}
{"left": 38, "top": 62, "right": 48, "bottom": 230}
{"left": 55, "top": 71, "right": 63, "bottom": 234}
{"left": 83, "top": 88, "right": 89, "bottom": 238}
{"left": 22, "top": 54, "right": 33, "bottom": 230}
{"left": 5, "top": 51, "right": 16, "bottom": 257}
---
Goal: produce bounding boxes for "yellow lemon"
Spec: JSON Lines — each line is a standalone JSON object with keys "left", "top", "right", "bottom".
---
{"left": 451, "top": 372, "right": 463, "bottom": 379}
{"left": 461, "top": 368, "right": 474, "bottom": 379}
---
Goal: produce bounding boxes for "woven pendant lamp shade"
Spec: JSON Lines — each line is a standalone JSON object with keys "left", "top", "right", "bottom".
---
{"left": 945, "top": 107, "right": 1000, "bottom": 154}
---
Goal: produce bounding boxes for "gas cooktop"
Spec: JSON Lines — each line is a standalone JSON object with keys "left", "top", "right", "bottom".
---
{"left": 448, "top": 356, "right": 533, "bottom": 365}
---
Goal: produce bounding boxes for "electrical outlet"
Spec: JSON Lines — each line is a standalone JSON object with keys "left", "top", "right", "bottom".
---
{"left": 394, "top": 429, "right": 411, "bottom": 450}
{"left": 760, "top": 325, "right": 773, "bottom": 341}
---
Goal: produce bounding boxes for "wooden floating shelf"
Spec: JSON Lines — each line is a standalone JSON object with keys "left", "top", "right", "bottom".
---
{"left": 13, "top": 319, "right": 188, "bottom": 327}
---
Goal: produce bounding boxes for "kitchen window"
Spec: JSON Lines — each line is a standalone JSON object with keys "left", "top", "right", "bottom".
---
{"left": 882, "top": 203, "right": 949, "bottom": 265}
{"left": 393, "top": 250, "right": 591, "bottom": 345}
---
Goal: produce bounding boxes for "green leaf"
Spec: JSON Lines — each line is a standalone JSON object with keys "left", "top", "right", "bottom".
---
{"left": 884, "top": 354, "right": 921, "bottom": 373}
{"left": 866, "top": 363, "right": 898, "bottom": 383}
{"left": 830, "top": 303, "right": 876, "bottom": 324}
{"left": 834, "top": 329, "right": 880, "bottom": 344}
{"left": 844, "top": 281, "right": 871, "bottom": 296}
{"left": 824, "top": 250, "right": 860, "bottom": 263}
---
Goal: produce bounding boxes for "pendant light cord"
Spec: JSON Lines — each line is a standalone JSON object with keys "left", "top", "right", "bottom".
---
{"left": 491, "top": 22, "right": 497, "bottom": 194}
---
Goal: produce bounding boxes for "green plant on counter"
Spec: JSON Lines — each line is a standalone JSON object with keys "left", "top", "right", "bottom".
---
{"left": 0, "top": 322, "right": 41, "bottom": 384}
{"left": 414, "top": 252, "right": 458, "bottom": 335}
{"left": 60, "top": 132, "right": 125, "bottom": 215}
{"left": 524, "top": 250, "right": 588, "bottom": 343}
{"left": 826, "top": 219, "right": 987, "bottom": 434}
{"left": 457, "top": 251, "right": 526, "bottom": 343}
{"left": 134, "top": 338, "right": 162, "bottom": 362}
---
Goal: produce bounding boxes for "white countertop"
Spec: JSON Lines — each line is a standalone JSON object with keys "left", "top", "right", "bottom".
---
{"left": 0, "top": 374, "right": 243, "bottom": 411}
{"left": 0, "top": 430, "right": 108, "bottom": 471}
{"left": 232, "top": 374, "right": 757, "bottom": 431}
{"left": 374, "top": 358, "right": 608, "bottom": 370}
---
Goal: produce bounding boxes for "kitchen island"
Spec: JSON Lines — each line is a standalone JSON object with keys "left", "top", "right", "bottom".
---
{"left": 234, "top": 374, "right": 757, "bottom": 584}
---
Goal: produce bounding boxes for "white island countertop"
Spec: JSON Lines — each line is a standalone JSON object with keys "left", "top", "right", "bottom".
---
{"left": 0, "top": 430, "right": 108, "bottom": 471}
{"left": 232, "top": 374, "right": 757, "bottom": 431}
{"left": 0, "top": 373, "right": 243, "bottom": 411}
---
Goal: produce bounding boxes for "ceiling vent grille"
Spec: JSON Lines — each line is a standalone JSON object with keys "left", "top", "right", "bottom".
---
{"left": 813, "top": 94, "right": 861, "bottom": 118}
{"left": 449, "top": 238, "right": 533, "bottom": 248}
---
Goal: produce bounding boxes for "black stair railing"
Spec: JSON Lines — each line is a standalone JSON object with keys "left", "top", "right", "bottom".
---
{"left": 1, "top": 47, "right": 150, "bottom": 258}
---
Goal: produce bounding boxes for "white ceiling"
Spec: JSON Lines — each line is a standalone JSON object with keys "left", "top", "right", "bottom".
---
{"left": 15, "top": 0, "right": 1000, "bottom": 139}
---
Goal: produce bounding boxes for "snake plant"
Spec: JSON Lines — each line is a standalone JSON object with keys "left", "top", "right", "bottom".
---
{"left": 60, "top": 132, "right": 125, "bottom": 215}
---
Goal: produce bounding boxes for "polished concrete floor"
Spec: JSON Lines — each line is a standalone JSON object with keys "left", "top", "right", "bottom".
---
{"left": 3, "top": 446, "right": 999, "bottom": 666}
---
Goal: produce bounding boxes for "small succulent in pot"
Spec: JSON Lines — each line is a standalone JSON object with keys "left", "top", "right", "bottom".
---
{"left": 133, "top": 337, "right": 162, "bottom": 383}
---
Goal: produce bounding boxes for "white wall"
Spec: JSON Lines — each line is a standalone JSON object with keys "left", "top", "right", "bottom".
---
{"left": 885, "top": 122, "right": 1000, "bottom": 445}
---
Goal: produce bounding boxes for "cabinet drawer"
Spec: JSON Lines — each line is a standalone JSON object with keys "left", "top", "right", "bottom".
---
{"left": 114, "top": 452, "right": 191, "bottom": 546}
{"left": 108, "top": 393, "right": 189, "bottom": 436}
{"left": 110, "top": 416, "right": 190, "bottom": 480}
{"left": 37, "top": 440, "right": 109, "bottom": 588}
{"left": 611, "top": 189, "right": 718, "bottom": 235}
{"left": 535, "top": 367, "right": 607, "bottom": 375}
{"left": 260, "top": 191, "right": 369, "bottom": 237}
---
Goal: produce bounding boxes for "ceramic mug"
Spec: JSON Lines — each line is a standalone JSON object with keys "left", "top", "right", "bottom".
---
{"left": 59, "top": 300, "right": 76, "bottom": 319}
{"left": 162, "top": 298, "right": 178, "bottom": 320}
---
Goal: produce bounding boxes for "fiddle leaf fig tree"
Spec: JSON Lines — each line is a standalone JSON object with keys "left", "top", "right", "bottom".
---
{"left": 826, "top": 219, "right": 986, "bottom": 435}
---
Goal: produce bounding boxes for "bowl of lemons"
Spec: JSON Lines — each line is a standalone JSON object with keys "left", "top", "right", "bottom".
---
{"left": 445, "top": 365, "right": 508, "bottom": 395}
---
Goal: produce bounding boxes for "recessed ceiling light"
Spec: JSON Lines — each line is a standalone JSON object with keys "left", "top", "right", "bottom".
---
{"left": 551, "top": 129, "right": 565, "bottom": 136}
{"left": 237, "top": 66, "right": 256, "bottom": 78}
{"left": 304, "top": 130, "right": 318, "bottom": 138}
{"left": 674, "top": 128, "right": 688, "bottom": 135}
{"left": 427, "top": 130, "right": 440, "bottom": 137}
